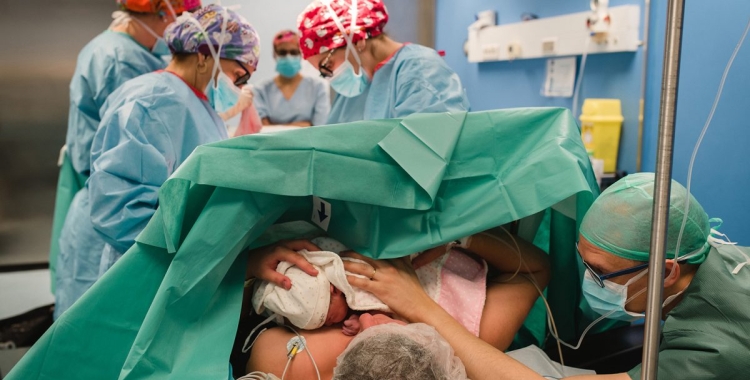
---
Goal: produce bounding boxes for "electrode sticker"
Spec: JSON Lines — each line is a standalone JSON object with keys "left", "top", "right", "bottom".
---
{"left": 286, "top": 335, "right": 307, "bottom": 354}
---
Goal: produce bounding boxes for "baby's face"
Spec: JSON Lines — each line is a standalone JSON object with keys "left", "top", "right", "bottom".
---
{"left": 325, "top": 285, "right": 349, "bottom": 326}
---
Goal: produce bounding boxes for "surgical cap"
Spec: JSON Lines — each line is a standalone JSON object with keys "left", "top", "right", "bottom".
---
{"left": 333, "top": 323, "right": 469, "bottom": 380}
{"left": 117, "top": 0, "right": 200, "bottom": 15}
{"left": 165, "top": 4, "right": 261, "bottom": 67}
{"left": 273, "top": 30, "right": 299, "bottom": 48}
{"left": 297, "top": 0, "right": 389, "bottom": 59}
{"left": 580, "top": 172, "right": 711, "bottom": 264}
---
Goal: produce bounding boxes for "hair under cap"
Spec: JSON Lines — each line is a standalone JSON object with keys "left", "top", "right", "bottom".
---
{"left": 580, "top": 172, "right": 711, "bottom": 264}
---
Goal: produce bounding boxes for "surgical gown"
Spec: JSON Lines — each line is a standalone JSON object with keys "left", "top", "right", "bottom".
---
{"left": 627, "top": 244, "right": 750, "bottom": 379}
{"left": 50, "top": 31, "right": 166, "bottom": 291}
{"left": 55, "top": 71, "right": 228, "bottom": 318}
{"left": 326, "top": 44, "right": 470, "bottom": 124}
{"left": 66, "top": 30, "right": 167, "bottom": 177}
{"left": 253, "top": 76, "right": 330, "bottom": 126}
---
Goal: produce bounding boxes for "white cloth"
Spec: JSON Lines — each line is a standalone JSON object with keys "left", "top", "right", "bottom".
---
{"left": 506, "top": 345, "right": 596, "bottom": 378}
{"left": 252, "top": 249, "right": 389, "bottom": 330}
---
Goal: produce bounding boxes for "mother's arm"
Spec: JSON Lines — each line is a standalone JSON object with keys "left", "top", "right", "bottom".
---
{"left": 345, "top": 257, "right": 630, "bottom": 380}
{"left": 345, "top": 256, "right": 545, "bottom": 380}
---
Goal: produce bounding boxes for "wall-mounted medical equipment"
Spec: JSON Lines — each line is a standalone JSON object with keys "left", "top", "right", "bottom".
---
{"left": 466, "top": 4, "right": 641, "bottom": 62}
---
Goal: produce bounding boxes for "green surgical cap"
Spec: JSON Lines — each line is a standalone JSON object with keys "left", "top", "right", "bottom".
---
{"left": 580, "top": 172, "right": 711, "bottom": 264}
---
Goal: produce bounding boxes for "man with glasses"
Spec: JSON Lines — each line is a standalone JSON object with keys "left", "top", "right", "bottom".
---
{"left": 343, "top": 172, "right": 750, "bottom": 379}
{"left": 570, "top": 172, "right": 750, "bottom": 379}
{"left": 252, "top": 30, "right": 330, "bottom": 128}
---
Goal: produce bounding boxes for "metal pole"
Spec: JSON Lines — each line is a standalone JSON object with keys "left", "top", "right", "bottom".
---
{"left": 641, "top": 0, "right": 685, "bottom": 379}
{"left": 636, "top": 0, "right": 651, "bottom": 172}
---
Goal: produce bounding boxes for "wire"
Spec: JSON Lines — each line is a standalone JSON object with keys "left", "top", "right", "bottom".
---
{"left": 280, "top": 357, "right": 293, "bottom": 380}
{"left": 282, "top": 325, "right": 321, "bottom": 380}
{"left": 546, "top": 284, "right": 648, "bottom": 352}
{"left": 673, "top": 17, "right": 750, "bottom": 267}
{"left": 572, "top": 34, "right": 593, "bottom": 120}
{"left": 478, "top": 229, "right": 566, "bottom": 372}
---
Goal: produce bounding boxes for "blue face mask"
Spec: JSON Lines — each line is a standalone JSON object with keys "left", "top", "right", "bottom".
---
{"left": 207, "top": 71, "right": 241, "bottom": 114}
{"left": 276, "top": 56, "right": 302, "bottom": 78}
{"left": 581, "top": 270, "right": 648, "bottom": 322}
{"left": 151, "top": 37, "right": 171, "bottom": 57}
{"left": 328, "top": 47, "right": 369, "bottom": 98}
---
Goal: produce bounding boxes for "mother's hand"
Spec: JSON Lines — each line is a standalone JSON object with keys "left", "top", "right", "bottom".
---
{"left": 343, "top": 253, "right": 437, "bottom": 323}
{"left": 246, "top": 240, "right": 320, "bottom": 290}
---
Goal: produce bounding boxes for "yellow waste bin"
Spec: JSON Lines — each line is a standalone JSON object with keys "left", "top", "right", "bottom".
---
{"left": 579, "top": 99, "right": 624, "bottom": 173}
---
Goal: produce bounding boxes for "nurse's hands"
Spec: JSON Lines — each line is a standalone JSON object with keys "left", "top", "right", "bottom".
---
{"left": 246, "top": 240, "right": 320, "bottom": 290}
{"left": 343, "top": 253, "right": 437, "bottom": 323}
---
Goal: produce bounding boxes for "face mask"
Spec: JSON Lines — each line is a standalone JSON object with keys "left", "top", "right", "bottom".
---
{"left": 582, "top": 269, "right": 685, "bottom": 322}
{"left": 151, "top": 37, "right": 171, "bottom": 56}
{"left": 323, "top": 0, "right": 370, "bottom": 98}
{"left": 115, "top": 11, "right": 172, "bottom": 57}
{"left": 582, "top": 269, "right": 648, "bottom": 322}
{"left": 207, "top": 72, "right": 242, "bottom": 114}
{"left": 276, "top": 56, "right": 302, "bottom": 78}
{"left": 328, "top": 47, "right": 369, "bottom": 97}
{"left": 181, "top": 7, "right": 238, "bottom": 114}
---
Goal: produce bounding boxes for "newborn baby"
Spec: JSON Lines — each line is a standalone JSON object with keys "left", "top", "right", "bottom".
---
{"left": 251, "top": 238, "right": 392, "bottom": 334}
{"left": 252, "top": 237, "right": 488, "bottom": 337}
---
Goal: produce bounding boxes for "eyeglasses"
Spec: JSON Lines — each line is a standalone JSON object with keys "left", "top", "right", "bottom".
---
{"left": 275, "top": 49, "right": 301, "bottom": 57}
{"left": 576, "top": 242, "right": 649, "bottom": 288}
{"left": 318, "top": 48, "right": 336, "bottom": 78}
{"left": 234, "top": 61, "right": 251, "bottom": 86}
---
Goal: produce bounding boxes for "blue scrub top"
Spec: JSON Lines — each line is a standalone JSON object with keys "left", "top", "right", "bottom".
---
{"left": 66, "top": 31, "right": 166, "bottom": 177}
{"left": 55, "top": 72, "right": 227, "bottom": 318}
{"left": 253, "top": 76, "right": 330, "bottom": 126}
{"left": 326, "top": 44, "right": 470, "bottom": 124}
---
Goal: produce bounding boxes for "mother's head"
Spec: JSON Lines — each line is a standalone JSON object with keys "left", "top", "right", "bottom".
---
{"left": 333, "top": 322, "right": 468, "bottom": 380}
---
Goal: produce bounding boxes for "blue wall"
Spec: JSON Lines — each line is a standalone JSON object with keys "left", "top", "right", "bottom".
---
{"left": 436, "top": 0, "right": 750, "bottom": 244}
{"left": 436, "top": 0, "right": 646, "bottom": 174}
{"left": 668, "top": 1, "right": 750, "bottom": 244}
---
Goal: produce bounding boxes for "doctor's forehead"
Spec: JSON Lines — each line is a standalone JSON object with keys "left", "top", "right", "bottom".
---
{"left": 578, "top": 237, "right": 636, "bottom": 270}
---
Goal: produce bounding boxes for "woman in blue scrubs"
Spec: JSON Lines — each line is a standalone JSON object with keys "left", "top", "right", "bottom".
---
{"left": 253, "top": 30, "right": 330, "bottom": 127}
{"left": 55, "top": 4, "right": 261, "bottom": 318}
{"left": 49, "top": 0, "right": 199, "bottom": 293}
{"left": 297, "top": 0, "right": 470, "bottom": 124}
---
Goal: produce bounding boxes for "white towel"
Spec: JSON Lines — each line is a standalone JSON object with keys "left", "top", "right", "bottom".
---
{"left": 252, "top": 249, "right": 390, "bottom": 330}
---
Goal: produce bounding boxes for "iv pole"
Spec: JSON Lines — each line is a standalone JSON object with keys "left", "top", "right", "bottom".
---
{"left": 641, "top": 0, "right": 685, "bottom": 378}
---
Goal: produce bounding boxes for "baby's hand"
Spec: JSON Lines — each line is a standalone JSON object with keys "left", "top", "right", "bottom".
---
{"left": 342, "top": 314, "right": 361, "bottom": 336}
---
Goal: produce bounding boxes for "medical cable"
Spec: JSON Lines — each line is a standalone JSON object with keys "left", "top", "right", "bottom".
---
{"left": 546, "top": 284, "right": 648, "bottom": 351}
{"left": 572, "top": 34, "right": 593, "bottom": 120}
{"left": 281, "top": 324, "right": 321, "bottom": 380}
{"left": 478, "top": 229, "right": 567, "bottom": 372}
{"left": 242, "top": 314, "right": 278, "bottom": 353}
{"left": 479, "top": 228, "right": 654, "bottom": 376}
{"left": 478, "top": 229, "right": 524, "bottom": 283}
{"left": 673, "top": 17, "right": 750, "bottom": 274}
{"left": 546, "top": 247, "right": 705, "bottom": 352}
